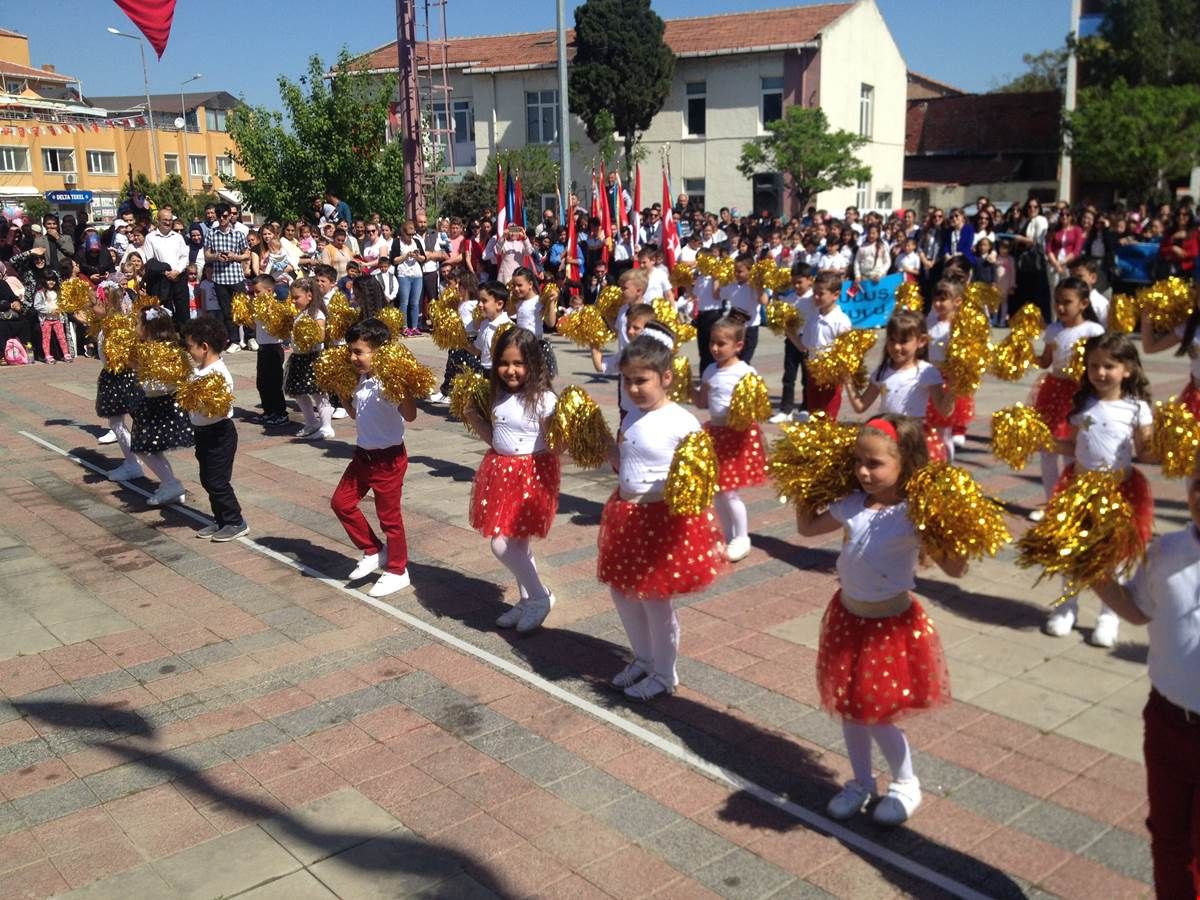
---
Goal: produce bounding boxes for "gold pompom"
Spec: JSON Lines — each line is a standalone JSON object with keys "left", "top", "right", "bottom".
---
{"left": 989, "top": 331, "right": 1037, "bottom": 382}
{"left": 907, "top": 462, "right": 1011, "bottom": 561}
{"left": 710, "top": 256, "right": 735, "bottom": 284}
{"left": 252, "top": 295, "right": 296, "bottom": 341}
{"left": 1152, "top": 399, "right": 1200, "bottom": 479}
{"left": 1138, "top": 277, "right": 1193, "bottom": 333}
{"left": 664, "top": 430, "right": 719, "bottom": 516}
{"left": 749, "top": 258, "right": 779, "bottom": 291}
{"left": 100, "top": 314, "right": 137, "bottom": 373}
{"left": 557, "top": 306, "right": 615, "bottom": 350}
{"left": 429, "top": 303, "right": 470, "bottom": 351}
{"left": 964, "top": 282, "right": 1001, "bottom": 315}
{"left": 767, "top": 412, "right": 860, "bottom": 513}
{"left": 449, "top": 369, "right": 492, "bottom": 440}
{"left": 726, "top": 372, "right": 771, "bottom": 431}
{"left": 376, "top": 306, "right": 407, "bottom": 339}
{"left": 326, "top": 291, "right": 359, "bottom": 344}
{"left": 291, "top": 315, "right": 324, "bottom": 353}
{"left": 176, "top": 371, "right": 233, "bottom": 419}
{"left": 57, "top": 278, "right": 92, "bottom": 315}
{"left": 546, "top": 385, "right": 614, "bottom": 468}
{"left": 231, "top": 292, "right": 255, "bottom": 328}
{"left": 540, "top": 282, "right": 560, "bottom": 314}
{"left": 695, "top": 255, "right": 715, "bottom": 277}
{"left": 1008, "top": 304, "right": 1045, "bottom": 341}
{"left": 991, "top": 403, "right": 1054, "bottom": 470}
{"left": 595, "top": 285, "right": 623, "bottom": 328}
{"left": 765, "top": 299, "right": 801, "bottom": 337}
{"left": 1017, "top": 469, "right": 1146, "bottom": 601}
{"left": 942, "top": 302, "right": 993, "bottom": 396}
{"left": 132, "top": 292, "right": 160, "bottom": 313}
{"left": 134, "top": 340, "right": 191, "bottom": 389}
{"left": 894, "top": 281, "right": 923, "bottom": 313}
{"left": 436, "top": 288, "right": 460, "bottom": 310}
{"left": 807, "top": 329, "right": 877, "bottom": 388}
{"left": 374, "top": 341, "right": 436, "bottom": 402}
{"left": 1110, "top": 293, "right": 1138, "bottom": 333}
{"left": 651, "top": 297, "right": 696, "bottom": 344}
{"left": 1060, "top": 337, "right": 1089, "bottom": 382}
{"left": 668, "top": 354, "right": 692, "bottom": 404}
{"left": 314, "top": 346, "right": 359, "bottom": 399}
{"left": 670, "top": 264, "right": 694, "bottom": 293}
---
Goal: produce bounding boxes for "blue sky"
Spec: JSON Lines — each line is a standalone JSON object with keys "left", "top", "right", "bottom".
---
{"left": 7, "top": 0, "right": 1070, "bottom": 111}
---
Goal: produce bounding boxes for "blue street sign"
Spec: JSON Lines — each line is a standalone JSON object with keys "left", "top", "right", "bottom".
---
{"left": 44, "top": 190, "right": 94, "bottom": 204}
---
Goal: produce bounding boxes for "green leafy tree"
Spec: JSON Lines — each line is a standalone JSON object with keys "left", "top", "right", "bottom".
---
{"left": 23, "top": 196, "right": 51, "bottom": 224}
{"left": 226, "top": 50, "right": 406, "bottom": 223}
{"left": 1066, "top": 79, "right": 1200, "bottom": 199}
{"left": 1077, "top": 0, "right": 1200, "bottom": 88}
{"left": 569, "top": 0, "right": 674, "bottom": 177}
{"left": 737, "top": 106, "right": 871, "bottom": 211}
{"left": 117, "top": 173, "right": 219, "bottom": 222}
{"left": 993, "top": 48, "right": 1067, "bottom": 93}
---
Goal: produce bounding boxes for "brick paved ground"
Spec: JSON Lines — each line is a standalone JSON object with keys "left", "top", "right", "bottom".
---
{"left": 0, "top": 326, "right": 1179, "bottom": 898}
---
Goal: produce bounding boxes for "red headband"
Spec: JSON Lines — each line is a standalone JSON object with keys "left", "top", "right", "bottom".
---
{"left": 864, "top": 418, "right": 898, "bottom": 442}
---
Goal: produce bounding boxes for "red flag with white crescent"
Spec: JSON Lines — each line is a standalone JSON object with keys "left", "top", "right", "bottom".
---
{"left": 661, "top": 168, "right": 680, "bottom": 268}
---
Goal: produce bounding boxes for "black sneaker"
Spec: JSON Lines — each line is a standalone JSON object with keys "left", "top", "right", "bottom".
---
{"left": 211, "top": 523, "right": 249, "bottom": 542}
{"left": 196, "top": 523, "right": 220, "bottom": 538}
{"left": 263, "top": 414, "right": 290, "bottom": 427}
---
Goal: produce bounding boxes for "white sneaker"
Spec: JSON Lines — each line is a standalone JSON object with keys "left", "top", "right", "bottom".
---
{"left": 768, "top": 410, "right": 793, "bottom": 425}
{"left": 1089, "top": 613, "right": 1120, "bottom": 648}
{"left": 427, "top": 391, "right": 446, "bottom": 404}
{"left": 107, "top": 460, "right": 142, "bottom": 481}
{"left": 348, "top": 553, "right": 380, "bottom": 580}
{"left": 1027, "top": 507, "right": 1046, "bottom": 522}
{"left": 872, "top": 779, "right": 921, "bottom": 826}
{"left": 331, "top": 408, "right": 349, "bottom": 420}
{"left": 516, "top": 593, "right": 555, "bottom": 633}
{"left": 495, "top": 600, "right": 526, "bottom": 628}
{"left": 368, "top": 570, "right": 411, "bottom": 597}
{"left": 147, "top": 481, "right": 185, "bottom": 507}
{"left": 1043, "top": 605, "right": 1077, "bottom": 637}
{"left": 297, "top": 423, "right": 320, "bottom": 438}
{"left": 611, "top": 659, "right": 650, "bottom": 689}
{"left": 247, "top": 338, "right": 260, "bottom": 351}
{"left": 97, "top": 429, "right": 118, "bottom": 445}
{"left": 726, "top": 535, "right": 752, "bottom": 563}
{"left": 952, "top": 434, "right": 966, "bottom": 448}
{"left": 314, "top": 426, "right": 335, "bottom": 440}
{"left": 826, "top": 780, "right": 874, "bottom": 820}
{"left": 623, "top": 674, "right": 676, "bottom": 701}
{"left": 225, "top": 343, "right": 240, "bottom": 354}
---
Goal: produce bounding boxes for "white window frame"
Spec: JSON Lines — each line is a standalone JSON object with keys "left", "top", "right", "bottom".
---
{"left": 205, "top": 108, "right": 227, "bottom": 132}
{"left": 41, "top": 147, "right": 76, "bottom": 174}
{"left": 216, "top": 155, "right": 234, "bottom": 178}
{"left": 0, "top": 146, "right": 31, "bottom": 173}
{"left": 188, "top": 154, "right": 209, "bottom": 177}
{"left": 682, "top": 177, "right": 705, "bottom": 211}
{"left": 163, "top": 153, "right": 180, "bottom": 176}
{"left": 875, "top": 190, "right": 893, "bottom": 209}
{"left": 86, "top": 150, "right": 117, "bottom": 175}
{"left": 685, "top": 81, "right": 706, "bottom": 136}
{"left": 855, "top": 180, "right": 871, "bottom": 210}
{"left": 525, "top": 91, "right": 559, "bottom": 145}
{"left": 452, "top": 99, "right": 474, "bottom": 142}
{"left": 760, "top": 77, "right": 784, "bottom": 128}
{"left": 859, "top": 84, "right": 874, "bottom": 138}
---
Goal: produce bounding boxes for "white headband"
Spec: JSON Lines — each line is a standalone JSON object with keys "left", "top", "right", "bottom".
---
{"left": 641, "top": 328, "right": 675, "bottom": 350}
{"left": 143, "top": 306, "right": 165, "bottom": 321}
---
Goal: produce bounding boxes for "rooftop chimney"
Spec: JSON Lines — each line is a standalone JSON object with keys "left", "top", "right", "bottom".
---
{"left": 41, "top": 64, "right": 55, "bottom": 73}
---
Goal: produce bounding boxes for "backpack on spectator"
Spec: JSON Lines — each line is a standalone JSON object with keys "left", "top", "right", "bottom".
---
{"left": 4, "top": 338, "right": 28, "bottom": 365}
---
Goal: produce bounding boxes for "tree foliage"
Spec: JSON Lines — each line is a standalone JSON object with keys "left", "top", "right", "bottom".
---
{"left": 1077, "top": 0, "right": 1200, "bottom": 87}
{"left": 226, "top": 50, "right": 406, "bottom": 223}
{"left": 737, "top": 106, "right": 871, "bottom": 210}
{"left": 569, "top": 0, "right": 674, "bottom": 176}
{"left": 118, "top": 173, "right": 221, "bottom": 223}
{"left": 438, "top": 145, "right": 559, "bottom": 223}
{"left": 1066, "top": 79, "right": 1200, "bottom": 199}
{"left": 993, "top": 48, "right": 1068, "bottom": 93}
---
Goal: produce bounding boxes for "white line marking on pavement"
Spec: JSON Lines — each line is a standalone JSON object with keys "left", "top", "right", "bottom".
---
{"left": 21, "top": 428, "right": 992, "bottom": 900}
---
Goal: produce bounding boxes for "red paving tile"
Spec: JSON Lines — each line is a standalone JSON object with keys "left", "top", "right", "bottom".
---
{"left": 393, "top": 786, "right": 482, "bottom": 837}
{"left": 560, "top": 725, "right": 639, "bottom": 765}
{"left": 579, "top": 844, "right": 685, "bottom": 900}
{"left": 0, "top": 831, "right": 46, "bottom": 875}
{"left": 600, "top": 746, "right": 687, "bottom": 792}
{"left": 298, "top": 722, "right": 375, "bottom": 761}
{"left": 262, "top": 763, "right": 348, "bottom": 808}
{"left": 48, "top": 833, "right": 143, "bottom": 889}
{"left": 450, "top": 764, "right": 537, "bottom": 809}
{"left": 436, "top": 811, "right": 524, "bottom": 859}
{"left": 31, "top": 806, "right": 121, "bottom": 854}
{"left": 0, "top": 759, "right": 75, "bottom": 801}
{"left": 412, "top": 742, "right": 498, "bottom": 785}
{"left": 352, "top": 705, "right": 428, "bottom": 741}
{"left": 490, "top": 789, "right": 581, "bottom": 839}
{"left": 1039, "top": 855, "right": 1150, "bottom": 900}
{"left": 986, "top": 752, "right": 1077, "bottom": 798}
{"left": 0, "top": 859, "right": 70, "bottom": 900}
{"left": 324, "top": 741, "right": 409, "bottom": 783}
{"left": 533, "top": 818, "right": 629, "bottom": 869}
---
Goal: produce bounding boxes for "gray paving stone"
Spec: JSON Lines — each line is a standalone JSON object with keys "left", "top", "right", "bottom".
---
{"left": 909, "top": 750, "right": 977, "bottom": 797}
{"left": 160, "top": 741, "right": 231, "bottom": 773}
{"left": 53, "top": 863, "right": 181, "bottom": 900}
{"left": 694, "top": 846, "right": 794, "bottom": 900}
{"left": 180, "top": 640, "right": 242, "bottom": 669}
{"left": 309, "top": 833, "right": 465, "bottom": 898}
{"left": 468, "top": 722, "right": 548, "bottom": 761}
{"left": 735, "top": 692, "right": 813, "bottom": 734}
{"left": 788, "top": 712, "right": 847, "bottom": 751}
{"left": 1010, "top": 800, "right": 1109, "bottom": 853}
{"left": 0, "top": 800, "right": 23, "bottom": 835}
{"left": 948, "top": 776, "right": 1039, "bottom": 824}
{"left": 506, "top": 743, "right": 589, "bottom": 786}
{"left": 272, "top": 701, "right": 347, "bottom": 739}
{"left": 85, "top": 759, "right": 173, "bottom": 801}
{"left": 212, "top": 721, "right": 291, "bottom": 759}
{"left": 762, "top": 880, "right": 837, "bottom": 900}
{"left": 677, "top": 658, "right": 768, "bottom": 706}
{"left": 124, "top": 656, "right": 195, "bottom": 684}
{"left": 378, "top": 670, "right": 444, "bottom": 701}
{"left": 1079, "top": 827, "right": 1152, "bottom": 884}
{"left": 71, "top": 668, "right": 141, "bottom": 698}
{"left": 544, "top": 766, "right": 633, "bottom": 812}
{"left": 409, "top": 872, "right": 503, "bottom": 899}
{"left": 152, "top": 825, "right": 301, "bottom": 899}
{"left": 331, "top": 686, "right": 395, "bottom": 718}
{"left": 229, "top": 630, "right": 290, "bottom": 655}
{"left": 0, "top": 737, "right": 54, "bottom": 773}
{"left": 641, "top": 818, "right": 736, "bottom": 874}
{"left": 260, "top": 788, "right": 401, "bottom": 865}
{"left": 11, "top": 777, "right": 98, "bottom": 825}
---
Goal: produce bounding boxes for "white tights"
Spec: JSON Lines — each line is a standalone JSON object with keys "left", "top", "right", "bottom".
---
{"left": 842, "top": 721, "right": 914, "bottom": 787}
{"left": 138, "top": 451, "right": 176, "bottom": 487}
{"left": 490, "top": 536, "right": 546, "bottom": 601}
{"left": 611, "top": 589, "right": 680, "bottom": 685}
{"left": 106, "top": 416, "right": 137, "bottom": 464}
{"left": 295, "top": 394, "right": 332, "bottom": 430}
{"left": 1039, "top": 451, "right": 1062, "bottom": 502}
{"left": 939, "top": 427, "right": 955, "bottom": 463}
{"left": 713, "top": 490, "right": 748, "bottom": 542}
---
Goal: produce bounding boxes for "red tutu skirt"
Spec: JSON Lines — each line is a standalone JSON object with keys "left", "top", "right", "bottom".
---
{"left": 704, "top": 422, "right": 768, "bottom": 491}
{"left": 1031, "top": 374, "right": 1080, "bottom": 440}
{"left": 469, "top": 449, "right": 560, "bottom": 539}
{"left": 924, "top": 423, "right": 948, "bottom": 462}
{"left": 1053, "top": 463, "right": 1153, "bottom": 556}
{"left": 1181, "top": 379, "right": 1200, "bottom": 418}
{"left": 597, "top": 491, "right": 725, "bottom": 600}
{"left": 816, "top": 592, "right": 950, "bottom": 725}
{"left": 925, "top": 394, "right": 975, "bottom": 431}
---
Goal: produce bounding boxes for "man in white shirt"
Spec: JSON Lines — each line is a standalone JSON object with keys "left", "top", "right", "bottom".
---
{"left": 142, "top": 208, "right": 191, "bottom": 328}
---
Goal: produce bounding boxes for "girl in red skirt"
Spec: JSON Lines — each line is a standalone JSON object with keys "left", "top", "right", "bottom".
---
{"left": 462, "top": 326, "right": 561, "bottom": 633}
{"left": 1139, "top": 288, "right": 1200, "bottom": 416}
{"left": 696, "top": 315, "right": 768, "bottom": 563}
{"left": 1043, "top": 333, "right": 1155, "bottom": 648}
{"left": 1030, "top": 277, "right": 1104, "bottom": 519}
{"left": 845, "top": 310, "right": 956, "bottom": 462}
{"left": 798, "top": 414, "right": 967, "bottom": 826}
{"left": 924, "top": 280, "right": 974, "bottom": 463}
{"left": 598, "top": 322, "right": 725, "bottom": 700}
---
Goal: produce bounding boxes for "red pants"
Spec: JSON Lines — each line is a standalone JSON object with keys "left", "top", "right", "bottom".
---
{"left": 1144, "top": 689, "right": 1200, "bottom": 898}
{"left": 331, "top": 445, "right": 409, "bottom": 575}
{"left": 41, "top": 319, "right": 69, "bottom": 360}
{"left": 805, "top": 381, "right": 842, "bottom": 421}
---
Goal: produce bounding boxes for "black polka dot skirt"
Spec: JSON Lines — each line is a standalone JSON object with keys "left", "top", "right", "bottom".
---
{"left": 285, "top": 350, "right": 320, "bottom": 397}
{"left": 95, "top": 370, "right": 144, "bottom": 418}
{"left": 130, "top": 393, "right": 195, "bottom": 453}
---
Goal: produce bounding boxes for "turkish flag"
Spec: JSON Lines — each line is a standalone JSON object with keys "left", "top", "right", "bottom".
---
{"left": 113, "top": 0, "right": 177, "bottom": 58}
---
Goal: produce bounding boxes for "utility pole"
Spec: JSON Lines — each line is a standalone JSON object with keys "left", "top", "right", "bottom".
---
{"left": 1058, "top": 0, "right": 1081, "bottom": 202}
{"left": 556, "top": 0, "right": 571, "bottom": 214}
{"left": 396, "top": 0, "right": 425, "bottom": 219}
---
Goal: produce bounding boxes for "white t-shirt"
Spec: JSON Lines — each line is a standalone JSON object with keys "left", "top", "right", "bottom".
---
{"left": 678, "top": 244, "right": 699, "bottom": 264}
{"left": 492, "top": 390, "right": 556, "bottom": 456}
{"left": 615, "top": 305, "right": 631, "bottom": 351}
{"left": 1088, "top": 289, "right": 1110, "bottom": 329}
{"left": 457, "top": 299, "right": 479, "bottom": 336}
{"left": 874, "top": 361, "right": 943, "bottom": 417}
{"left": 830, "top": 492, "right": 918, "bottom": 602}
{"left": 702, "top": 360, "right": 754, "bottom": 426}
{"left": 645, "top": 266, "right": 671, "bottom": 301}
{"left": 1174, "top": 324, "right": 1200, "bottom": 381}
{"left": 392, "top": 237, "right": 423, "bottom": 278}
{"left": 599, "top": 353, "right": 633, "bottom": 414}
{"left": 1070, "top": 396, "right": 1152, "bottom": 472}
{"left": 1043, "top": 320, "right": 1105, "bottom": 375}
{"left": 928, "top": 318, "right": 951, "bottom": 364}
{"left": 476, "top": 312, "right": 512, "bottom": 369}
{"left": 692, "top": 274, "right": 721, "bottom": 313}
{"left": 189, "top": 358, "right": 235, "bottom": 427}
{"left": 1128, "top": 527, "right": 1200, "bottom": 713}
{"left": 897, "top": 251, "right": 921, "bottom": 275}
{"left": 618, "top": 402, "right": 702, "bottom": 498}
{"left": 798, "top": 299, "right": 852, "bottom": 354}
{"left": 720, "top": 282, "right": 761, "bottom": 328}
{"left": 353, "top": 375, "right": 407, "bottom": 450}
{"left": 514, "top": 296, "right": 545, "bottom": 338}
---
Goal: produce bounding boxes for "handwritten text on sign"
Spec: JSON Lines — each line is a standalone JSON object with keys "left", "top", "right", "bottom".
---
{"left": 839, "top": 273, "right": 905, "bottom": 329}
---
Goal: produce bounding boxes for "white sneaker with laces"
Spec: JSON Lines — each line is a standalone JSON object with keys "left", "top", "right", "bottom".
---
{"left": 1090, "top": 613, "right": 1120, "bottom": 648}
{"left": 611, "top": 659, "right": 650, "bottom": 689}
{"left": 872, "top": 779, "right": 922, "bottom": 826}
{"left": 147, "top": 481, "right": 185, "bottom": 507}
{"left": 108, "top": 460, "right": 142, "bottom": 481}
{"left": 297, "top": 423, "right": 320, "bottom": 438}
{"left": 348, "top": 553, "right": 380, "bottom": 580}
{"left": 768, "top": 410, "right": 793, "bottom": 424}
{"left": 826, "top": 780, "right": 875, "bottom": 820}
{"left": 225, "top": 344, "right": 241, "bottom": 354}
{"left": 247, "top": 338, "right": 260, "bottom": 351}
{"left": 516, "top": 593, "right": 555, "bottom": 633}
{"left": 331, "top": 408, "right": 349, "bottom": 419}
{"left": 1043, "top": 604, "right": 1077, "bottom": 637}
{"left": 495, "top": 600, "right": 527, "bottom": 628}
{"left": 98, "top": 429, "right": 118, "bottom": 444}
{"left": 726, "top": 535, "right": 752, "bottom": 563}
{"left": 623, "top": 674, "right": 676, "bottom": 701}
{"left": 428, "top": 391, "right": 446, "bottom": 404}
{"left": 368, "top": 570, "right": 411, "bottom": 597}
{"left": 312, "top": 426, "right": 336, "bottom": 440}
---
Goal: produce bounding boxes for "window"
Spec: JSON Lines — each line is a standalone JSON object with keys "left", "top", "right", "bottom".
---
{"left": 683, "top": 178, "right": 705, "bottom": 213}
{"left": 217, "top": 156, "right": 234, "bottom": 178}
{"left": 0, "top": 146, "right": 30, "bottom": 172}
{"left": 761, "top": 77, "right": 784, "bottom": 127}
{"left": 856, "top": 180, "right": 870, "bottom": 210}
{"left": 685, "top": 81, "right": 706, "bottom": 136}
{"left": 875, "top": 191, "right": 893, "bottom": 209}
{"left": 525, "top": 91, "right": 558, "bottom": 144}
{"left": 42, "top": 148, "right": 76, "bottom": 173}
{"left": 4, "top": 80, "right": 23, "bottom": 94}
{"left": 163, "top": 154, "right": 179, "bottom": 176}
{"left": 86, "top": 150, "right": 117, "bottom": 175}
{"left": 205, "top": 108, "right": 227, "bottom": 132}
{"left": 452, "top": 99, "right": 474, "bottom": 142}
{"left": 859, "top": 84, "right": 874, "bottom": 138}
{"left": 188, "top": 155, "right": 209, "bottom": 177}
{"left": 540, "top": 193, "right": 557, "bottom": 215}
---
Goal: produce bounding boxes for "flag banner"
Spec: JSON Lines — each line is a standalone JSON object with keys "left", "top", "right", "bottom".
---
{"left": 839, "top": 273, "right": 904, "bottom": 329}
{"left": 113, "top": 0, "right": 178, "bottom": 58}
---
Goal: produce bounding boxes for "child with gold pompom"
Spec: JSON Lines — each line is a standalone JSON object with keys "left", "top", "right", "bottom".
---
{"left": 93, "top": 281, "right": 144, "bottom": 483}
{"left": 797, "top": 414, "right": 966, "bottom": 826}
{"left": 923, "top": 279, "right": 974, "bottom": 463}
{"left": 285, "top": 278, "right": 333, "bottom": 441}
{"left": 130, "top": 307, "right": 194, "bottom": 507}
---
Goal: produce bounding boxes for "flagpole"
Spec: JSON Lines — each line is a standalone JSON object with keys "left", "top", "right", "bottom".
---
{"left": 555, "top": 0, "right": 571, "bottom": 220}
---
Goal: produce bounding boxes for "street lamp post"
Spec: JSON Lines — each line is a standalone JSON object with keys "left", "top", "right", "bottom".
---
{"left": 179, "top": 74, "right": 202, "bottom": 193}
{"left": 107, "top": 26, "right": 160, "bottom": 181}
